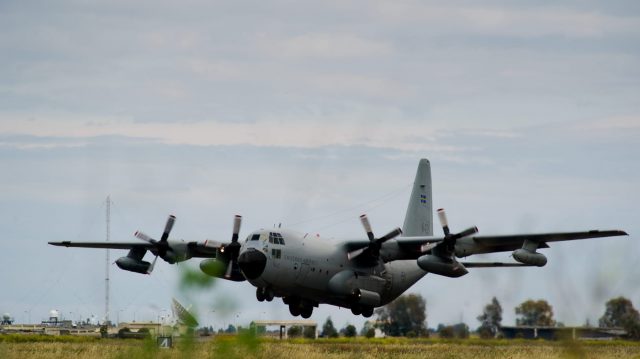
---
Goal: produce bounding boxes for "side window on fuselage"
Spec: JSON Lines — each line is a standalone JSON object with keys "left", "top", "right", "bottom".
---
{"left": 251, "top": 234, "right": 260, "bottom": 241}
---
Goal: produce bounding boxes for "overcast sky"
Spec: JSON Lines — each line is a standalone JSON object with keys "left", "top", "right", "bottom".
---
{"left": 1, "top": 1, "right": 639, "bottom": 330}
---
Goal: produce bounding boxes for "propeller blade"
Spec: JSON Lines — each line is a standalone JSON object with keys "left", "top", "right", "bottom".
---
{"left": 160, "top": 215, "right": 176, "bottom": 242}
{"left": 224, "top": 260, "right": 234, "bottom": 278}
{"left": 378, "top": 227, "right": 403, "bottom": 243}
{"left": 452, "top": 226, "right": 479, "bottom": 240}
{"left": 146, "top": 255, "right": 158, "bottom": 274}
{"left": 360, "top": 214, "right": 375, "bottom": 241}
{"left": 437, "top": 208, "right": 450, "bottom": 236}
{"left": 231, "top": 215, "right": 242, "bottom": 243}
{"left": 347, "top": 247, "right": 367, "bottom": 260}
{"left": 135, "top": 231, "right": 154, "bottom": 243}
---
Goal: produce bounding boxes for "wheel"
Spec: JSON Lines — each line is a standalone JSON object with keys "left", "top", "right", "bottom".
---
{"left": 351, "top": 306, "right": 361, "bottom": 315}
{"left": 289, "top": 304, "right": 301, "bottom": 317}
{"left": 256, "top": 288, "right": 265, "bottom": 302}
{"left": 301, "top": 305, "right": 313, "bottom": 319}
{"left": 265, "top": 288, "right": 275, "bottom": 302}
{"left": 362, "top": 306, "right": 374, "bottom": 318}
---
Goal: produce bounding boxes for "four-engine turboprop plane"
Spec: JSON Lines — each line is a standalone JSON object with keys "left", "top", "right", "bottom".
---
{"left": 49, "top": 159, "right": 628, "bottom": 318}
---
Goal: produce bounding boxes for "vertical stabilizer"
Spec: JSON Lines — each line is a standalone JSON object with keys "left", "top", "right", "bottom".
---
{"left": 402, "top": 159, "right": 433, "bottom": 236}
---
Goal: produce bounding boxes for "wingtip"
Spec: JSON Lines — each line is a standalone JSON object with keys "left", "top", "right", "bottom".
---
{"left": 607, "top": 230, "right": 629, "bottom": 237}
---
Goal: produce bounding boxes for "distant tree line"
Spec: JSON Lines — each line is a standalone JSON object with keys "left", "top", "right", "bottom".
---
{"left": 195, "top": 294, "right": 640, "bottom": 340}
{"left": 315, "top": 294, "right": 640, "bottom": 340}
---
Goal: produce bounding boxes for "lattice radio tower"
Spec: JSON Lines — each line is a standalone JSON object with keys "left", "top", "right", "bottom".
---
{"left": 105, "top": 195, "right": 111, "bottom": 325}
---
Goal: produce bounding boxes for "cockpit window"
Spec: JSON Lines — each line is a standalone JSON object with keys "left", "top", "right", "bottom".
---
{"left": 251, "top": 234, "right": 260, "bottom": 241}
{"left": 269, "top": 232, "right": 285, "bottom": 245}
{"left": 245, "top": 235, "right": 251, "bottom": 243}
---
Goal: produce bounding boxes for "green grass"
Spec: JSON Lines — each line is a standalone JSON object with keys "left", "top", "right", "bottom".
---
{"left": 0, "top": 334, "right": 99, "bottom": 343}
{"left": 2, "top": 335, "right": 640, "bottom": 359}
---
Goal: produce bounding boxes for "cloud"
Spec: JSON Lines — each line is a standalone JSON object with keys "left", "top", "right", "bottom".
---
{"left": 261, "top": 33, "right": 393, "bottom": 59}
{"left": 371, "top": 2, "right": 640, "bottom": 39}
{"left": 0, "top": 115, "right": 448, "bottom": 152}
{"left": 573, "top": 115, "right": 640, "bottom": 131}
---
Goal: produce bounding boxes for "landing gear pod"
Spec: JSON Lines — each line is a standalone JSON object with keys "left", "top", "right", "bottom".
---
{"left": 513, "top": 249, "right": 547, "bottom": 267}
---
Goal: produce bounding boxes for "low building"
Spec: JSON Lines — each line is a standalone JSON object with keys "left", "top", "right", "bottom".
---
{"left": 252, "top": 320, "right": 317, "bottom": 339}
{"left": 500, "top": 326, "right": 627, "bottom": 340}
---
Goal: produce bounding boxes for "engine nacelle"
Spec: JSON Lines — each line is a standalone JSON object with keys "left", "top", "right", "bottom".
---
{"left": 417, "top": 254, "right": 468, "bottom": 278}
{"left": 199, "top": 258, "right": 227, "bottom": 278}
{"left": 352, "top": 288, "right": 381, "bottom": 307}
{"left": 115, "top": 257, "right": 151, "bottom": 274}
{"left": 513, "top": 249, "right": 547, "bottom": 267}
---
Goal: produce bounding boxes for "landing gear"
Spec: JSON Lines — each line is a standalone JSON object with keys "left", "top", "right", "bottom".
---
{"left": 289, "top": 303, "right": 301, "bottom": 316}
{"left": 301, "top": 305, "right": 313, "bottom": 319}
{"left": 256, "top": 288, "right": 265, "bottom": 302}
{"left": 265, "top": 288, "right": 275, "bottom": 302}
{"left": 362, "top": 306, "right": 374, "bottom": 318}
{"left": 351, "top": 305, "right": 373, "bottom": 318}
{"left": 285, "top": 297, "right": 314, "bottom": 318}
{"left": 256, "top": 287, "right": 275, "bottom": 302}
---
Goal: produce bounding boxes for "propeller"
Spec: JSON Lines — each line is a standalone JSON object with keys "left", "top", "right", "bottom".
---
{"left": 434, "top": 208, "right": 478, "bottom": 257}
{"left": 348, "top": 214, "right": 402, "bottom": 261}
{"left": 147, "top": 255, "right": 158, "bottom": 274}
{"left": 220, "top": 215, "right": 242, "bottom": 278}
{"left": 134, "top": 215, "right": 178, "bottom": 272}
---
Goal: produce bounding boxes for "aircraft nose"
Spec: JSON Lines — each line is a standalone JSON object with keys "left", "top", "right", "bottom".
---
{"left": 237, "top": 249, "right": 267, "bottom": 280}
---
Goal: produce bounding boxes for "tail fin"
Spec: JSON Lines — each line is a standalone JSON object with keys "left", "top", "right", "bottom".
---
{"left": 402, "top": 159, "right": 433, "bottom": 236}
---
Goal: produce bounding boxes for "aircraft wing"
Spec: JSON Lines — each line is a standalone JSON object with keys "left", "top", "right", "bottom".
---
{"left": 48, "top": 240, "right": 221, "bottom": 258}
{"left": 458, "top": 229, "right": 628, "bottom": 255}
{"left": 461, "top": 262, "right": 536, "bottom": 268}
{"left": 48, "top": 241, "right": 154, "bottom": 250}
{"left": 394, "top": 229, "right": 627, "bottom": 256}
{"left": 345, "top": 236, "right": 444, "bottom": 251}
{"left": 394, "top": 236, "right": 445, "bottom": 246}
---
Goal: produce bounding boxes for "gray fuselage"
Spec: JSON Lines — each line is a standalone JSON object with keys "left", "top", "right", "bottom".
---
{"left": 239, "top": 228, "right": 427, "bottom": 309}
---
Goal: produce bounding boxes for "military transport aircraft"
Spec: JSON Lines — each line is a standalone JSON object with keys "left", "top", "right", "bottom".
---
{"left": 49, "top": 159, "right": 627, "bottom": 319}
